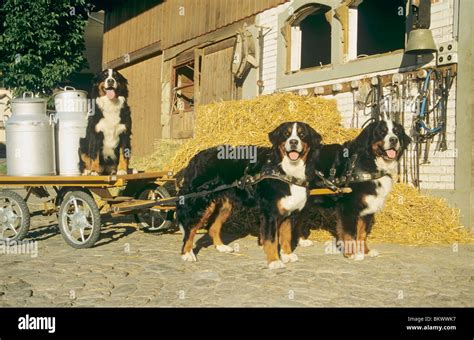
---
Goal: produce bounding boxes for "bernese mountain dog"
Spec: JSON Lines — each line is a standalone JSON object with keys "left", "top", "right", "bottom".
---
{"left": 177, "top": 122, "right": 322, "bottom": 269}
{"left": 79, "top": 69, "right": 133, "bottom": 176}
{"left": 297, "top": 119, "right": 411, "bottom": 259}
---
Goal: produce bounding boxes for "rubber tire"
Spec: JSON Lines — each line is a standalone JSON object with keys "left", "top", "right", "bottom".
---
{"left": 134, "top": 184, "right": 173, "bottom": 231}
{"left": 58, "top": 190, "right": 101, "bottom": 249}
{"left": 0, "top": 190, "right": 30, "bottom": 242}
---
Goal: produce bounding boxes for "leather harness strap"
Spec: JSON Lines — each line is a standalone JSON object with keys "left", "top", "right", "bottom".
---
{"left": 161, "top": 166, "right": 309, "bottom": 205}
{"left": 330, "top": 170, "right": 392, "bottom": 185}
{"left": 315, "top": 152, "right": 392, "bottom": 190}
{"left": 165, "top": 155, "right": 390, "bottom": 206}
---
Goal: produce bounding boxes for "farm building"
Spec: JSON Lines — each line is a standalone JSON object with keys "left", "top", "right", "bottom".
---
{"left": 99, "top": 0, "right": 473, "bottom": 230}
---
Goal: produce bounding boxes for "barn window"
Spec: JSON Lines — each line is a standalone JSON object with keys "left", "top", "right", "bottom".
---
{"left": 172, "top": 60, "right": 194, "bottom": 113}
{"left": 284, "top": 4, "right": 332, "bottom": 72}
{"left": 353, "top": 0, "right": 406, "bottom": 58}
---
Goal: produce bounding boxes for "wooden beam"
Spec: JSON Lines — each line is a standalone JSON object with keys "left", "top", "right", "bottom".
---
{"left": 104, "top": 40, "right": 162, "bottom": 70}
{"left": 163, "top": 17, "right": 255, "bottom": 62}
{"left": 203, "top": 38, "right": 235, "bottom": 56}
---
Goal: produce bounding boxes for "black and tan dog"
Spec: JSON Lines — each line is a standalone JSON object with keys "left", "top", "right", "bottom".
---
{"left": 79, "top": 69, "right": 133, "bottom": 176}
{"left": 297, "top": 119, "right": 411, "bottom": 259}
{"left": 177, "top": 122, "right": 322, "bottom": 269}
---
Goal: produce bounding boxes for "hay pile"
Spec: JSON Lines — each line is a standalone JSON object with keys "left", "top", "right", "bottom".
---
{"left": 166, "top": 93, "right": 359, "bottom": 172}
{"left": 308, "top": 183, "right": 474, "bottom": 245}
{"left": 373, "top": 184, "right": 472, "bottom": 244}
{"left": 133, "top": 93, "right": 473, "bottom": 245}
{"left": 131, "top": 139, "right": 186, "bottom": 172}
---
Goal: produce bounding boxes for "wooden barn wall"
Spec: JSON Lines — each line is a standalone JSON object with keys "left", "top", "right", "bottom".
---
{"left": 119, "top": 54, "right": 163, "bottom": 157}
{"left": 103, "top": 1, "right": 163, "bottom": 65}
{"left": 103, "top": 0, "right": 287, "bottom": 64}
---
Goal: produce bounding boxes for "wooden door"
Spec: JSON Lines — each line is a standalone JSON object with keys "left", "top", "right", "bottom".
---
{"left": 199, "top": 42, "right": 238, "bottom": 105}
{"left": 120, "top": 54, "right": 162, "bottom": 156}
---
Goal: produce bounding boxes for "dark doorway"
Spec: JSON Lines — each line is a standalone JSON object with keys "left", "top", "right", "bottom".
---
{"left": 357, "top": 0, "right": 406, "bottom": 57}
{"left": 300, "top": 9, "right": 332, "bottom": 68}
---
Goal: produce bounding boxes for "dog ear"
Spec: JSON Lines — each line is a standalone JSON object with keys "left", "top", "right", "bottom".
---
{"left": 304, "top": 125, "right": 322, "bottom": 178}
{"left": 115, "top": 71, "right": 128, "bottom": 85}
{"left": 92, "top": 71, "right": 104, "bottom": 84}
{"left": 354, "top": 121, "right": 376, "bottom": 146}
{"left": 393, "top": 121, "right": 412, "bottom": 151}
{"left": 400, "top": 130, "right": 412, "bottom": 150}
{"left": 307, "top": 124, "right": 322, "bottom": 148}
{"left": 268, "top": 123, "right": 285, "bottom": 147}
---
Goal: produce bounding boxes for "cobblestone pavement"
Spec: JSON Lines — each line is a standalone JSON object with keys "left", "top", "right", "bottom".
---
{"left": 0, "top": 197, "right": 473, "bottom": 307}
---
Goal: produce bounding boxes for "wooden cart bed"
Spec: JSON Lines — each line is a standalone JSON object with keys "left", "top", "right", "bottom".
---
{"left": 0, "top": 171, "right": 173, "bottom": 187}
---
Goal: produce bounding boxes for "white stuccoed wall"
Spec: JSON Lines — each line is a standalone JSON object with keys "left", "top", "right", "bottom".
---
{"left": 256, "top": 0, "right": 457, "bottom": 190}
{"left": 256, "top": 2, "right": 291, "bottom": 95}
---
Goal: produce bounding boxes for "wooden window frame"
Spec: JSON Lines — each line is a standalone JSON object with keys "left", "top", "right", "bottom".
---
{"left": 347, "top": 0, "right": 408, "bottom": 61}
{"left": 281, "top": 3, "right": 333, "bottom": 74}
{"left": 171, "top": 54, "right": 195, "bottom": 115}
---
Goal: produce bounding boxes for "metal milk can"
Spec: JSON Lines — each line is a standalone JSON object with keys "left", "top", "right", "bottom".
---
{"left": 4, "top": 92, "right": 56, "bottom": 176}
{"left": 54, "top": 87, "right": 89, "bottom": 176}
{"left": 55, "top": 111, "right": 88, "bottom": 176}
{"left": 54, "top": 86, "right": 88, "bottom": 113}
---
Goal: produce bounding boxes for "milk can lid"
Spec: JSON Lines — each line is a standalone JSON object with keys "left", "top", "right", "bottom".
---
{"left": 11, "top": 92, "right": 48, "bottom": 104}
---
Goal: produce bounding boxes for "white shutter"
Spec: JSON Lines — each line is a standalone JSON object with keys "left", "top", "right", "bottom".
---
{"left": 290, "top": 26, "right": 302, "bottom": 72}
{"left": 348, "top": 8, "right": 358, "bottom": 61}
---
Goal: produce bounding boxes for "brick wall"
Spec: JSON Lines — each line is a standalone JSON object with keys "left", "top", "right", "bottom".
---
{"left": 256, "top": 0, "right": 458, "bottom": 191}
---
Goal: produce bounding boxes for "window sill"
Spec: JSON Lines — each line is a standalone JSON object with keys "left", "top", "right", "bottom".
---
{"left": 286, "top": 64, "right": 332, "bottom": 75}
{"left": 347, "top": 49, "right": 405, "bottom": 63}
{"left": 277, "top": 50, "right": 419, "bottom": 90}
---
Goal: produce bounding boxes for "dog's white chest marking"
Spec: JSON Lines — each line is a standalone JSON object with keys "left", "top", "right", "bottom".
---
{"left": 280, "top": 184, "right": 307, "bottom": 212}
{"left": 361, "top": 176, "right": 393, "bottom": 216}
{"left": 279, "top": 156, "right": 307, "bottom": 213}
{"left": 95, "top": 96, "right": 126, "bottom": 160}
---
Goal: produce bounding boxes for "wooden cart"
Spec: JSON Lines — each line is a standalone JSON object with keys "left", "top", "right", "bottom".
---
{"left": 0, "top": 172, "right": 176, "bottom": 248}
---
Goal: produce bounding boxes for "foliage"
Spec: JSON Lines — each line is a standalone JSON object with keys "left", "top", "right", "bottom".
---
{"left": 0, "top": 0, "right": 90, "bottom": 96}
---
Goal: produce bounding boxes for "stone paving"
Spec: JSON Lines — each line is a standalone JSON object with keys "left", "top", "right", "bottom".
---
{"left": 0, "top": 196, "right": 473, "bottom": 307}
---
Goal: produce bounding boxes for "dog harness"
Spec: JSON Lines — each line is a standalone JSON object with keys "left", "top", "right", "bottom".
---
{"left": 314, "top": 153, "right": 392, "bottom": 191}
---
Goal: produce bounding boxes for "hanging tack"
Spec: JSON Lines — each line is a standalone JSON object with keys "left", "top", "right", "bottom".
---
{"left": 332, "top": 83, "right": 343, "bottom": 92}
{"left": 370, "top": 77, "right": 379, "bottom": 85}
{"left": 350, "top": 80, "right": 358, "bottom": 89}
{"left": 417, "top": 69, "right": 428, "bottom": 79}
{"left": 298, "top": 88, "right": 309, "bottom": 96}
{"left": 392, "top": 73, "right": 404, "bottom": 84}
{"left": 314, "top": 86, "right": 325, "bottom": 95}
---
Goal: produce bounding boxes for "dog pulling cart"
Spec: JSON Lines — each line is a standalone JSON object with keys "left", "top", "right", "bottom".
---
{"left": 0, "top": 171, "right": 176, "bottom": 248}
{"left": 0, "top": 170, "right": 351, "bottom": 249}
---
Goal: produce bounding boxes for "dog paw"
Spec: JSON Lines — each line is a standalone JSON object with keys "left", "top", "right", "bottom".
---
{"left": 132, "top": 168, "right": 138, "bottom": 174}
{"left": 82, "top": 170, "right": 91, "bottom": 176}
{"left": 268, "top": 260, "right": 286, "bottom": 269}
{"left": 117, "top": 169, "right": 127, "bottom": 176}
{"left": 298, "top": 238, "right": 313, "bottom": 247}
{"left": 368, "top": 249, "right": 379, "bottom": 257}
{"left": 181, "top": 251, "right": 197, "bottom": 262}
{"left": 90, "top": 171, "right": 99, "bottom": 176}
{"left": 215, "top": 244, "right": 234, "bottom": 253}
{"left": 349, "top": 253, "right": 365, "bottom": 261}
{"left": 280, "top": 252, "right": 298, "bottom": 263}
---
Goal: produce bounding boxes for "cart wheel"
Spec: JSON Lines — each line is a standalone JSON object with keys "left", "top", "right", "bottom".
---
{"left": 134, "top": 184, "right": 173, "bottom": 231}
{"left": 0, "top": 190, "right": 30, "bottom": 242}
{"left": 58, "top": 191, "right": 101, "bottom": 248}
